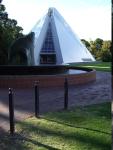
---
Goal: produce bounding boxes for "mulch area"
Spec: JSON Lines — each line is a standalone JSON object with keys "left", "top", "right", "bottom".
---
{"left": 0, "top": 71, "right": 111, "bottom": 133}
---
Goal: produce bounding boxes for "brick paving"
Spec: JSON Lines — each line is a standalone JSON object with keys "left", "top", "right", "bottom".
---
{"left": 0, "top": 71, "right": 111, "bottom": 133}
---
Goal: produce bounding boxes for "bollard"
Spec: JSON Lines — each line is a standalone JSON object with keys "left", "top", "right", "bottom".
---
{"left": 8, "top": 88, "right": 15, "bottom": 135}
{"left": 34, "top": 81, "right": 39, "bottom": 118}
{"left": 64, "top": 78, "right": 68, "bottom": 110}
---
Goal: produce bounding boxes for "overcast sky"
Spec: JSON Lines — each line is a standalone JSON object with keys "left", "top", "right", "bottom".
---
{"left": 3, "top": 0, "right": 111, "bottom": 41}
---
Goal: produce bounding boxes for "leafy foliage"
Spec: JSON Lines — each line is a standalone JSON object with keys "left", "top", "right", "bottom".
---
{"left": 81, "top": 39, "right": 90, "bottom": 49}
{"left": 81, "top": 38, "right": 111, "bottom": 62}
{"left": 0, "top": 0, "right": 23, "bottom": 65}
{"left": 101, "top": 41, "right": 111, "bottom": 61}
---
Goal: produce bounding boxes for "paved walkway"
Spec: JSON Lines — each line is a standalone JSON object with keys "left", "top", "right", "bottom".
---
{"left": 0, "top": 71, "right": 111, "bottom": 133}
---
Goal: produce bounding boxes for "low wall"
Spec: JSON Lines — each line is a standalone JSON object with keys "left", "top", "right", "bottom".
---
{"left": 0, "top": 70, "right": 96, "bottom": 88}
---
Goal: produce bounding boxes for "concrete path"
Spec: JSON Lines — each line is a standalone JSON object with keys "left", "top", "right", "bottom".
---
{"left": 0, "top": 71, "right": 111, "bottom": 133}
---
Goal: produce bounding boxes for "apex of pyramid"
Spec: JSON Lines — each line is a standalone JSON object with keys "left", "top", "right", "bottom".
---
{"left": 48, "top": 7, "right": 57, "bottom": 17}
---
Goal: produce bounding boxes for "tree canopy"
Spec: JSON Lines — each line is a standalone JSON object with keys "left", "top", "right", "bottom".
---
{"left": 0, "top": 0, "right": 23, "bottom": 65}
{"left": 81, "top": 38, "right": 111, "bottom": 62}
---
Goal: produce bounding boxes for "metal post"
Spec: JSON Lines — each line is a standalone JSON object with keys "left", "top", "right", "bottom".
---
{"left": 64, "top": 78, "right": 68, "bottom": 110}
{"left": 34, "top": 81, "right": 39, "bottom": 118}
{"left": 8, "top": 88, "right": 15, "bottom": 135}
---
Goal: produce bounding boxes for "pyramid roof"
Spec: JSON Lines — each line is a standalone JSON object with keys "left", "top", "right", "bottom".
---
{"left": 31, "top": 8, "right": 95, "bottom": 65}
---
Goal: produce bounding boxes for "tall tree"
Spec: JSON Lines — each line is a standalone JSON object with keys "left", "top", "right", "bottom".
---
{"left": 0, "top": 0, "right": 23, "bottom": 65}
{"left": 94, "top": 38, "right": 103, "bottom": 51}
{"left": 100, "top": 40, "right": 111, "bottom": 62}
{"left": 81, "top": 39, "right": 90, "bottom": 50}
{"left": 89, "top": 40, "right": 97, "bottom": 58}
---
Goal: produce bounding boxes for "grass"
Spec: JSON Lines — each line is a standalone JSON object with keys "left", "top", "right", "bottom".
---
{"left": 69, "top": 62, "right": 111, "bottom": 72}
{"left": 0, "top": 102, "right": 111, "bottom": 150}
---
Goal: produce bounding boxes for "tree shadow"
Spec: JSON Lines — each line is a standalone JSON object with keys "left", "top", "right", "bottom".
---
{"left": 0, "top": 133, "right": 60, "bottom": 150}
{"left": 0, "top": 105, "right": 111, "bottom": 150}
{"left": 0, "top": 86, "right": 65, "bottom": 134}
{"left": 43, "top": 117, "right": 111, "bottom": 135}
{"left": 16, "top": 119, "right": 111, "bottom": 150}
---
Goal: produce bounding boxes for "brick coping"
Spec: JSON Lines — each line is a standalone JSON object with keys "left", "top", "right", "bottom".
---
{"left": 0, "top": 70, "right": 96, "bottom": 88}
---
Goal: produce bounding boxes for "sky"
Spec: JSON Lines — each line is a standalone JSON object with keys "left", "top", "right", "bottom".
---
{"left": 3, "top": 0, "right": 111, "bottom": 41}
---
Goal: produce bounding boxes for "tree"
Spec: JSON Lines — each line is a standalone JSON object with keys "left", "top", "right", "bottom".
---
{"left": 100, "top": 41, "right": 111, "bottom": 62}
{"left": 0, "top": 0, "right": 23, "bottom": 65}
{"left": 81, "top": 38, "right": 111, "bottom": 62}
{"left": 89, "top": 40, "right": 97, "bottom": 58}
{"left": 94, "top": 38, "right": 103, "bottom": 50}
{"left": 81, "top": 39, "right": 96, "bottom": 58}
{"left": 81, "top": 39, "right": 90, "bottom": 49}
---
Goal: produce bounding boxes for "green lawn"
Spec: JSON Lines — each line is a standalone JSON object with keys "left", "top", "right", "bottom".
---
{"left": 69, "top": 62, "right": 111, "bottom": 72}
{"left": 0, "top": 102, "right": 111, "bottom": 150}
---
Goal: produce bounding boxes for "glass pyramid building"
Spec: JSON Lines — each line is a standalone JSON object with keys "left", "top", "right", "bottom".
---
{"left": 31, "top": 7, "right": 95, "bottom": 65}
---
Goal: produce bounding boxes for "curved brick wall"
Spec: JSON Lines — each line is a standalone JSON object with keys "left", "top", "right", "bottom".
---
{"left": 0, "top": 70, "right": 96, "bottom": 88}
